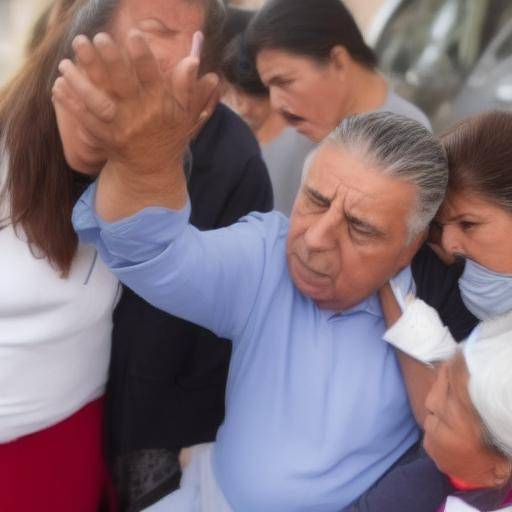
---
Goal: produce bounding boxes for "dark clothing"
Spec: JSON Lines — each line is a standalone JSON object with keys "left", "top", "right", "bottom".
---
{"left": 412, "top": 244, "right": 478, "bottom": 341}
{"left": 341, "top": 246, "right": 499, "bottom": 512}
{"left": 342, "top": 444, "right": 510, "bottom": 512}
{"left": 106, "top": 104, "right": 273, "bottom": 511}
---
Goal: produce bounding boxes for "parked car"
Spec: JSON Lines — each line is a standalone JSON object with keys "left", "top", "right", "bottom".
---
{"left": 370, "top": 0, "right": 512, "bottom": 131}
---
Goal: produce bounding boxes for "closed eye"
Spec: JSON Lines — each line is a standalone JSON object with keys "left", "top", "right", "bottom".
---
{"left": 459, "top": 221, "right": 477, "bottom": 231}
{"left": 304, "top": 186, "right": 331, "bottom": 209}
{"left": 346, "top": 214, "right": 383, "bottom": 239}
{"left": 139, "top": 19, "right": 178, "bottom": 36}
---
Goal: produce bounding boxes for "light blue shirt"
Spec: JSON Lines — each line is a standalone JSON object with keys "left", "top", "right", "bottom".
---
{"left": 73, "top": 184, "right": 418, "bottom": 512}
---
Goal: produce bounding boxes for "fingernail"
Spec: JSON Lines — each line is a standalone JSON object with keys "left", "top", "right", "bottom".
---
{"left": 93, "top": 32, "right": 110, "bottom": 46}
{"left": 190, "top": 32, "right": 204, "bottom": 59}
{"left": 73, "top": 35, "right": 88, "bottom": 47}
{"left": 58, "top": 59, "right": 70, "bottom": 73}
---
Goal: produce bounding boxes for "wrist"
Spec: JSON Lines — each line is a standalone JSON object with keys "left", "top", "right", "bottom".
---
{"left": 95, "top": 159, "right": 188, "bottom": 221}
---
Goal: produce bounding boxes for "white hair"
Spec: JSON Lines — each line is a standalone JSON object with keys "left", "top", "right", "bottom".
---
{"left": 464, "top": 312, "right": 512, "bottom": 459}
{"left": 302, "top": 112, "right": 448, "bottom": 243}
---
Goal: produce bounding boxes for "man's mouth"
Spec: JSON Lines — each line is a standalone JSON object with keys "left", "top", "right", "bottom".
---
{"left": 292, "top": 255, "right": 331, "bottom": 287}
{"left": 281, "top": 110, "right": 306, "bottom": 125}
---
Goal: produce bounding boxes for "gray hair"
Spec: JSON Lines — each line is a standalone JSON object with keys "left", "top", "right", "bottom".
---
{"left": 305, "top": 112, "right": 448, "bottom": 242}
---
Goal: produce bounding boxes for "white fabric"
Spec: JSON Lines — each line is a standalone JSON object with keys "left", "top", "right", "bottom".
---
{"left": 444, "top": 497, "right": 479, "bottom": 511}
{"left": 445, "top": 496, "right": 512, "bottom": 511}
{"left": 383, "top": 298, "right": 457, "bottom": 363}
{"left": 144, "top": 443, "right": 232, "bottom": 512}
{"left": 389, "top": 265, "right": 416, "bottom": 311}
{"left": 0, "top": 155, "right": 119, "bottom": 442}
{"left": 464, "top": 310, "right": 512, "bottom": 459}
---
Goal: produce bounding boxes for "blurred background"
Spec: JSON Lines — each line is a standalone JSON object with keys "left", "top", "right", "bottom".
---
{"left": 2, "top": 0, "right": 511, "bottom": 132}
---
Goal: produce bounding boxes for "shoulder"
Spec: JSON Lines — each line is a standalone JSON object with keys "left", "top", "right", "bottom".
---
{"left": 192, "top": 103, "right": 262, "bottom": 164}
{"left": 382, "top": 91, "right": 432, "bottom": 131}
{"left": 234, "top": 210, "right": 289, "bottom": 241}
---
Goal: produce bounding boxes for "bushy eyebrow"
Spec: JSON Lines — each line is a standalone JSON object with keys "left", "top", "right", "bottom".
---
{"left": 305, "top": 185, "right": 386, "bottom": 238}
{"left": 345, "top": 212, "right": 385, "bottom": 238}
{"left": 305, "top": 186, "right": 331, "bottom": 207}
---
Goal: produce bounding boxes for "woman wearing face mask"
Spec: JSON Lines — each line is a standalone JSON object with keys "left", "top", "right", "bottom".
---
{"left": 245, "top": 0, "right": 431, "bottom": 143}
{"left": 378, "top": 110, "right": 512, "bottom": 511}
{"left": 336, "top": 111, "right": 512, "bottom": 512}
{"left": 0, "top": 0, "right": 222, "bottom": 510}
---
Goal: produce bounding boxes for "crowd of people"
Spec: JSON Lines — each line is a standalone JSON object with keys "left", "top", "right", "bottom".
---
{"left": 1, "top": 0, "right": 511, "bottom": 511}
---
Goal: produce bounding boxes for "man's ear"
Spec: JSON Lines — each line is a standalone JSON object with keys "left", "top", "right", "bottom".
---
{"left": 397, "top": 229, "right": 428, "bottom": 268}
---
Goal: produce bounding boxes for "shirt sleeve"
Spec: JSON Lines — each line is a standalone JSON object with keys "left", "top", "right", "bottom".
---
{"left": 72, "top": 182, "right": 269, "bottom": 341}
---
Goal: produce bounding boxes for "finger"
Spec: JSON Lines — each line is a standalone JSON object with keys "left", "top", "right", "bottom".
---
{"left": 126, "top": 30, "right": 160, "bottom": 88}
{"left": 72, "top": 35, "right": 108, "bottom": 87}
{"left": 92, "top": 32, "right": 138, "bottom": 98}
{"left": 58, "top": 59, "right": 117, "bottom": 122}
{"left": 171, "top": 55, "right": 200, "bottom": 112}
{"left": 189, "top": 31, "right": 204, "bottom": 59}
{"left": 190, "top": 76, "right": 221, "bottom": 138}
{"left": 52, "top": 76, "right": 110, "bottom": 141}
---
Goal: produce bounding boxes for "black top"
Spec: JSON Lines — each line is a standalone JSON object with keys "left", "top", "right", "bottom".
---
{"left": 106, "top": 104, "right": 273, "bottom": 457}
{"left": 412, "top": 244, "right": 478, "bottom": 341}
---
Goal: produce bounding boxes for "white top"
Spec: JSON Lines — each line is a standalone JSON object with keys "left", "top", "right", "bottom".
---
{"left": 445, "top": 496, "right": 512, "bottom": 511}
{"left": 0, "top": 156, "right": 119, "bottom": 442}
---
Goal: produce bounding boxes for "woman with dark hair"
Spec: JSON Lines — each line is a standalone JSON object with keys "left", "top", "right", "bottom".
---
{"left": 370, "top": 110, "right": 512, "bottom": 512}
{"left": 245, "top": 0, "right": 430, "bottom": 142}
{"left": 221, "top": 7, "right": 315, "bottom": 215}
{"left": 0, "top": 0, "right": 223, "bottom": 510}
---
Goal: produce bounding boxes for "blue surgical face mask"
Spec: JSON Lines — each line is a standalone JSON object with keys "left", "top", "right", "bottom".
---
{"left": 459, "top": 259, "right": 512, "bottom": 320}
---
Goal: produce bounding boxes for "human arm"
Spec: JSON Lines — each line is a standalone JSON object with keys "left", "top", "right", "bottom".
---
{"left": 58, "top": 32, "right": 268, "bottom": 340}
{"left": 53, "top": 30, "right": 219, "bottom": 220}
{"left": 379, "top": 283, "right": 436, "bottom": 426}
{"left": 379, "top": 267, "right": 455, "bottom": 426}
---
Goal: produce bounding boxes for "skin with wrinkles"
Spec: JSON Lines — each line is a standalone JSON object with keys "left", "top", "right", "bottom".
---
{"left": 53, "top": 0, "right": 208, "bottom": 175}
{"left": 286, "top": 144, "right": 423, "bottom": 311}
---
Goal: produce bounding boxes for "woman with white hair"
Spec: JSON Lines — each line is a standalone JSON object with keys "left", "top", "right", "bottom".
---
{"left": 380, "top": 111, "right": 512, "bottom": 511}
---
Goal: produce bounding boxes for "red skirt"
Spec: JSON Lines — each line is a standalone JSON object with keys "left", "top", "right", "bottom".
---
{"left": 0, "top": 397, "right": 117, "bottom": 512}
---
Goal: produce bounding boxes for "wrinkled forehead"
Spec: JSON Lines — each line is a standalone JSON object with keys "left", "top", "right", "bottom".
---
{"left": 305, "top": 143, "right": 417, "bottom": 232}
{"left": 306, "top": 143, "right": 400, "bottom": 202}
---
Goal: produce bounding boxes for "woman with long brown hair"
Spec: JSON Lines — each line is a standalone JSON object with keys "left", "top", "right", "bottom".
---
{"left": 0, "top": 0, "right": 223, "bottom": 510}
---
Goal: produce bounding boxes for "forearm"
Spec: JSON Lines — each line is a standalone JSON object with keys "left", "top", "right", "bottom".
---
{"left": 95, "top": 159, "right": 188, "bottom": 222}
{"left": 396, "top": 351, "right": 436, "bottom": 427}
{"left": 379, "top": 283, "right": 402, "bottom": 328}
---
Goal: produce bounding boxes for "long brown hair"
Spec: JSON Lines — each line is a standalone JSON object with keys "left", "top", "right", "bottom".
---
{"left": 0, "top": 0, "right": 224, "bottom": 276}
{"left": 441, "top": 110, "right": 512, "bottom": 213}
{"left": 0, "top": 0, "right": 118, "bottom": 275}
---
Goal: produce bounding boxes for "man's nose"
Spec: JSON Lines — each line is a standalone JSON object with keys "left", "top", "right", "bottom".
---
{"left": 441, "top": 225, "right": 464, "bottom": 257}
{"left": 303, "top": 212, "right": 338, "bottom": 253}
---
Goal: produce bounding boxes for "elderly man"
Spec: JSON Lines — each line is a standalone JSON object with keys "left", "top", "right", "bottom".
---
{"left": 57, "top": 31, "right": 448, "bottom": 511}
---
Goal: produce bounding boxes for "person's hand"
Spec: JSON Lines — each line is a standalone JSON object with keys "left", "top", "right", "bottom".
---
{"left": 54, "top": 30, "right": 219, "bottom": 175}
{"left": 53, "top": 30, "right": 220, "bottom": 218}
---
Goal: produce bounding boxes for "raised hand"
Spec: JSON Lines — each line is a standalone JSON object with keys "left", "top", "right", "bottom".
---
{"left": 55, "top": 30, "right": 218, "bottom": 172}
